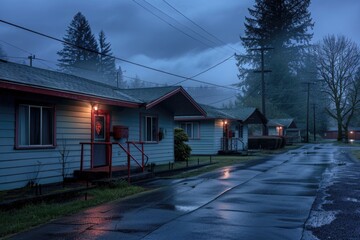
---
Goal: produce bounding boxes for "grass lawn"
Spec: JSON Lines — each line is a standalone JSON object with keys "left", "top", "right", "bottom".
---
{"left": 0, "top": 181, "right": 144, "bottom": 238}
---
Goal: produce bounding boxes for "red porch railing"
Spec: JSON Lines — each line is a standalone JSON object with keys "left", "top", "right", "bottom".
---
{"left": 79, "top": 141, "right": 148, "bottom": 181}
{"left": 220, "top": 137, "right": 246, "bottom": 152}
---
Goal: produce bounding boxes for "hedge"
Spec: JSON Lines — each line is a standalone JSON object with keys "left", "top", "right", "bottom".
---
{"left": 248, "top": 136, "right": 286, "bottom": 150}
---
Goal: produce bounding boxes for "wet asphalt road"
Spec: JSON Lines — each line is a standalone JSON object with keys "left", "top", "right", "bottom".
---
{"left": 11, "top": 144, "right": 358, "bottom": 240}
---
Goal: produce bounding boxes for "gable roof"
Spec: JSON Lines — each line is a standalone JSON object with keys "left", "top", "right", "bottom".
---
{"left": 198, "top": 105, "right": 235, "bottom": 119}
{"left": 221, "top": 108, "right": 267, "bottom": 124}
{"left": 0, "top": 60, "right": 140, "bottom": 107}
{"left": 268, "top": 118, "right": 297, "bottom": 128}
{"left": 0, "top": 61, "right": 205, "bottom": 116}
{"left": 121, "top": 87, "right": 206, "bottom": 116}
{"left": 175, "top": 104, "right": 267, "bottom": 124}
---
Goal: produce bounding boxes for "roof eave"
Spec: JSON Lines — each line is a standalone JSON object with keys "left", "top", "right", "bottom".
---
{"left": 0, "top": 81, "right": 140, "bottom": 108}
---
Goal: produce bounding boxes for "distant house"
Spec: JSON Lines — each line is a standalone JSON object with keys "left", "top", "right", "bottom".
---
{"left": 175, "top": 105, "right": 267, "bottom": 155}
{"left": 323, "top": 127, "right": 360, "bottom": 141}
{"left": 0, "top": 60, "right": 205, "bottom": 190}
{"left": 267, "top": 118, "right": 301, "bottom": 143}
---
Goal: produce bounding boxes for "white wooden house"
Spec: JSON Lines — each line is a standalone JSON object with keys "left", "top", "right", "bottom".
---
{"left": 0, "top": 60, "right": 205, "bottom": 190}
{"left": 175, "top": 105, "right": 267, "bottom": 155}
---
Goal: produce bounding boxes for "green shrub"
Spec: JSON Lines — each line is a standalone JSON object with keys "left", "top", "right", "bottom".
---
{"left": 174, "top": 128, "right": 192, "bottom": 161}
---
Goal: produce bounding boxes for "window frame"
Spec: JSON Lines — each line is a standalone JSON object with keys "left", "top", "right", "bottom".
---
{"left": 15, "top": 103, "right": 56, "bottom": 149}
{"left": 142, "top": 114, "right": 159, "bottom": 143}
{"left": 180, "top": 122, "right": 200, "bottom": 140}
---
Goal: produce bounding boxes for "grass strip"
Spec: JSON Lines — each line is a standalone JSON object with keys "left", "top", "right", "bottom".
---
{"left": 0, "top": 181, "right": 144, "bottom": 238}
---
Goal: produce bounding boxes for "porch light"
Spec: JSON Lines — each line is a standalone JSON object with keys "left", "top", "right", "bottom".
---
{"left": 91, "top": 103, "right": 99, "bottom": 111}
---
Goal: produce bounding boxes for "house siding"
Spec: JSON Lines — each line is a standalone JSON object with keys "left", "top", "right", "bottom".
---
{"left": 185, "top": 120, "right": 217, "bottom": 155}
{"left": 214, "top": 119, "right": 223, "bottom": 153}
{"left": 177, "top": 119, "right": 250, "bottom": 154}
{"left": 0, "top": 93, "right": 92, "bottom": 190}
{"left": 0, "top": 92, "right": 177, "bottom": 190}
{"left": 110, "top": 105, "right": 175, "bottom": 166}
{"left": 268, "top": 127, "right": 278, "bottom": 136}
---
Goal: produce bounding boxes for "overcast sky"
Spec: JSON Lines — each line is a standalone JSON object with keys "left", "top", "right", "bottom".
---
{"left": 1, "top": 0, "right": 360, "bottom": 105}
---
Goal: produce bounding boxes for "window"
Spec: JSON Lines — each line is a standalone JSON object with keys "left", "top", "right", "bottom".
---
{"left": 239, "top": 124, "right": 243, "bottom": 138}
{"left": 180, "top": 122, "right": 200, "bottom": 139}
{"left": 17, "top": 104, "right": 55, "bottom": 148}
{"left": 144, "top": 116, "right": 158, "bottom": 142}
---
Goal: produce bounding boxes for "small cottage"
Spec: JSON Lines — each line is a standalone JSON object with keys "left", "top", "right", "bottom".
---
{"left": 0, "top": 60, "right": 205, "bottom": 190}
{"left": 267, "top": 118, "right": 301, "bottom": 143}
{"left": 175, "top": 105, "right": 267, "bottom": 155}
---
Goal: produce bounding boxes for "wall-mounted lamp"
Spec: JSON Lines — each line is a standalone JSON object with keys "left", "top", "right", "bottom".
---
{"left": 91, "top": 103, "right": 99, "bottom": 115}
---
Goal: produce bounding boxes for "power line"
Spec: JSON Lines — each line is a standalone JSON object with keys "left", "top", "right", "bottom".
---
{"left": 0, "top": 39, "right": 33, "bottom": 55}
{"left": 0, "top": 19, "right": 241, "bottom": 91}
{"left": 162, "top": 0, "right": 241, "bottom": 54}
{"left": 132, "top": 0, "right": 215, "bottom": 49}
{"left": 142, "top": 0, "right": 221, "bottom": 48}
{"left": 1, "top": 19, "right": 242, "bottom": 92}
{"left": 172, "top": 54, "right": 235, "bottom": 86}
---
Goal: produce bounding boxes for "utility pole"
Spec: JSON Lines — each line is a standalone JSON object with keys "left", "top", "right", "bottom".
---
{"left": 304, "top": 82, "right": 315, "bottom": 143}
{"left": 252, "top": 46, "right": 273, "bottom": 135}
{"left": 28, "top": 55, "right": 35, "bottom": 67}
{"left": 241, "top": 37, "right": 273, "bottom": 135}
{"left": 313, "top": 103, "right": 316, "bottom": 142}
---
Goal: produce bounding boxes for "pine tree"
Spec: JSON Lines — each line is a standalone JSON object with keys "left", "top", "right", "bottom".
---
{"left": 57, "top": 12, "right": 99, "bottom": 77}
{"left": 98, "top": 30, "right": 116, "bottom": 85}
{"left": 236, "top": 0, "right": 314, "bottom": 119}
{"left": 116, "top": 65, "right": 127, "bottom": 88}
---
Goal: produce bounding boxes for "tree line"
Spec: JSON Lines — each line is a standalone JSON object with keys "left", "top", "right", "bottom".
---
{"left": 58, "top": 12, "right": 163, "bottom": 89}
{"left": 236, "top": 0, "right": 360, "bottom": 142}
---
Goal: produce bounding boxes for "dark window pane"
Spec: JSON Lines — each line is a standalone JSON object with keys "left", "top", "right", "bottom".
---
{"left": 152, "top": 117, "right": 158, "bottom": 141}
{"left": 146, "top": 117, "right": 152, "bottom": 141}
{"left": 42, "top": 108, "right": 53, "bottom": 145}
{"left": 30, "top": 107, "right": 41, "bottom": 145}
{"left": 19, "top": 105, "right": 29, "bottom": 145}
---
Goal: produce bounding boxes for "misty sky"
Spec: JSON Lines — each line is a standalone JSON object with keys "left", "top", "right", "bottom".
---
{"left": 1, "top": 0, "right": 359, "bottom": 105}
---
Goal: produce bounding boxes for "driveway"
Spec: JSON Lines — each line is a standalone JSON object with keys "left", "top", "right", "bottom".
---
{"left": 11, "top": 144, "right": 348, "bottom": 239}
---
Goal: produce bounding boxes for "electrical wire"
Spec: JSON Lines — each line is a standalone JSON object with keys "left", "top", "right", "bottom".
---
{"left": 142, "top": 0, "right": 221, "bottom": 48}
{"left": 0, "top": 39, "right": 33, "bottom": 55}
{"left": 0, "top": 19, "right": 242, "bottom": 91}
{"left": 172, "top": 54, "right": 235, "bottom": 86}
{"left": 162, "top": 0, "right": 241, "bottom": 54}
{"left": 132, "top": 0, "right": 215, "bottom": 49}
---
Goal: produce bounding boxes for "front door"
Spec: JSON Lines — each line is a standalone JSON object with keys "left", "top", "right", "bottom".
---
{"left": 92, "top": 110, "right": 110, "bottom": 168}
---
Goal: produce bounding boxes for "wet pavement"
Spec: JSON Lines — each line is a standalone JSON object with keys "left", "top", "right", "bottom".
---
{"left": 10, "top": 144, "right": 360, "bottom": 239}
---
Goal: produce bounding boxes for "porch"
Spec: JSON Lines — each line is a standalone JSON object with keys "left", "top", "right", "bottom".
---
{"left": 218, "top": 137, "right": 248, "bottom": 155}
{"left": 75, "top": 141, "right": 149, "bottom": 182}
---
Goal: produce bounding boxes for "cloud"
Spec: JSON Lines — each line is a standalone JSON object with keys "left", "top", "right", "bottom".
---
{"left": 0, "top": 0, "right": 359, "bottom": 104}
{"left": 122, "top": 42, "right": 243, "bottom": 88}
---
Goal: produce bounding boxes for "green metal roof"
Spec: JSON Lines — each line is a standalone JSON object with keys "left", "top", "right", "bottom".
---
{"left": 0, "top": 60, "right": 205, "bottom": 116}
{"left": 175, "top": 104, "right": 267, "bottom": 124}
{"left": 0, "top": 60, "right": 141, "bottom": 104}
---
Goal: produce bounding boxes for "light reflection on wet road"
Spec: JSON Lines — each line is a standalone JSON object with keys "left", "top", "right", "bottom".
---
{"left": 12, "top": 144, "right": 338, "bottom": 240}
